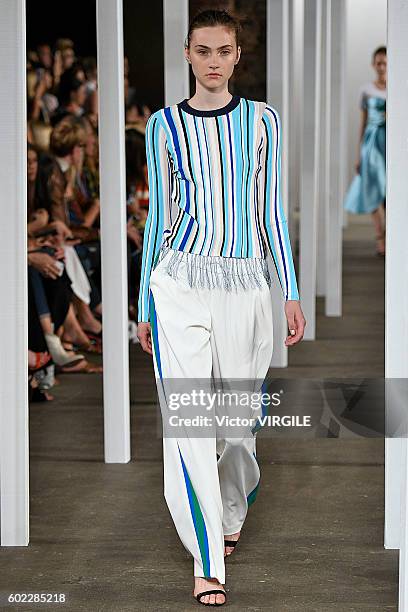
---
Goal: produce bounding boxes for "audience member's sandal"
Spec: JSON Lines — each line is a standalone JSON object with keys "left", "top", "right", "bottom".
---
{"left": 45, "top": 333, "right": 85, "bottom": 366}
{"left": 28, "top": 350, "right": 53, "bottom": 374}
{"left": 83, "top": 329, "right": 102, "bottom": 341}
{"left": 29, "top": 375, "right": 53, "bottom": 402}
{"left": 72, "top": 339, "right": 102, "bottom": 355}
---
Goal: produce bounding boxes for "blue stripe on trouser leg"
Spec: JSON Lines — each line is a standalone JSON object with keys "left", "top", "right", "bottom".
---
{"left": 177, "top": 443, "right": 211, "bottom": 577}
{"left": 149, "top": 290, "right": 162, "bottom": 379}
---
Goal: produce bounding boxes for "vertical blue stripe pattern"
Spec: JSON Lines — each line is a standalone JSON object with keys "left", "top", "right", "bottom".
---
{"left": 149, "top": 291, "right": 162, "bottom": 379}
{"left": 138, "top": 98, "right": 300, "bottom": 322}
{"left": 177, "top": 443, "right": 211, "bottom": 576}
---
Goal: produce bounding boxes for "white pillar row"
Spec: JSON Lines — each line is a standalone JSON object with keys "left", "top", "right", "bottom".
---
{"left": 290, "top": 0, "right": 304, "bottom": 249}
{"left": 300, "top": 0, "right": 322, "bottom": 340}
{"left": 96, "top": 0, "right": 131, "bottom": 463}
{"left": 316, "top": 0, "right": 328, "bottom": 298}
{"left": 287, "top": 0, "right": 297, "bottom": 244}
{"left": 325, "top": 0, "right": 346, "bottom": 317}
{"left": 266, "top": 0, "right": 290, "bottom": 368}
{"left": 0, "top": 0, "right": 29, "bottom": 546}
{"left": 385, "top": 0, "right": 408, "bottom": 569}
{"left": 163, "top": 0, "right": 189, "bottom": 106}
{"left": 338, "top": 7, "right": 348, "bottom": 233}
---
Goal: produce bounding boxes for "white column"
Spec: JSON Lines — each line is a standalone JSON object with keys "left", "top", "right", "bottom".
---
{"left": 290, "top": 0, "right": 304, "bottom": 249}
{"left": 386, "top": 0, "right": 408, "bottom": 582}
{"left": 316, "top": 0, "right": 328, "bottom": 297}
{"left": 96, "top": 0, "right": 130, "bottom": 463}
{"left": 163, "top": 0, "right": 189, "bottom": 106}
{"left": 0, "top": 0, "right": 29, "bottom": 546}
{"left": 325, "top": 0, "right": 346, "bottom": 317}
{"left": 288, "top": 0, "right": 297, "bottom": 243}
{"left": 267, "top": 0, "right": 290, "bottom": 367}
{"left": 300, "top": 0, "right": 322, "bottom": 340}
{"left": 338, "top": 3, "right": 348, "bottom": 232}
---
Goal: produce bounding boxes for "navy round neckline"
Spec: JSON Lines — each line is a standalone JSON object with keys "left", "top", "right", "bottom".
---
{"left": 178, "top": 95, "right": 241, "bottom": 117}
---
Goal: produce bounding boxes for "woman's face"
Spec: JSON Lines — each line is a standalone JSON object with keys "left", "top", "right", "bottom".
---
{"left": 62, "top": 48, "right": 75, "bottom": 70}
{"left": 38, "top": 45, "right": 53, "bottom": 69}
{"left": 373, "top": 52, "right": 387, "bottom": 79}
{"left": 27, "top": 149, "right": 38, "bottom": 183}
{"left": 126, "top": 104, "right": 142, "bottom": 123}
{"left": 75, "top": 69, "right": 86, "bottom": 83}
{"left": 72, "top": 83, "right": 87, "bottom": 107}
{"left": 72, "top": 142, "right": 85, "bottom": 169}
{"left": 185, "top": 26, "right": 241, "bottom": 92}
{"left": 85, "top": 128, "right": 97, "bottom": 158}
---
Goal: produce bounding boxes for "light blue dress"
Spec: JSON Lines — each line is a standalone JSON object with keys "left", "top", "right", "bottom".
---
{"left": 343, "top": 82, "right": 386, "bottom": 214}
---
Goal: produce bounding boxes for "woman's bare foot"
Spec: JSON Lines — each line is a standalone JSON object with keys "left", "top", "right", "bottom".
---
{"left": 62, "top": 334, "right": 102, "bottom": 355}
{"left": 78, "top": 318, "right": 102, "bottom": 335}
{"left": 193, "top": 577, "right": 226, "bottom": 606}
{"left": 224, "top": 530, "right": 241, "bottom": 556}
{"left": 60, "top": 358, "right": 103, "bottom": 374}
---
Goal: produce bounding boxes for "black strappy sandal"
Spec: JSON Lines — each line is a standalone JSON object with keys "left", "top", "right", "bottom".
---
{"left": 224, "top": 535, "right": 240, "bottom": 556}
{"left": 195, "top": 588, "right": 226, "bottom": 606}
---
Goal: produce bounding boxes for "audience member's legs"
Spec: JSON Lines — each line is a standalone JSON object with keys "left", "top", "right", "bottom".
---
{"left": 28, "top": 270, "right": 48, "bottom": 353}
{"left": 72, "top": 294, "right": 102, "bottom": 335}
{"left": 62, "top": 303, "right": 98, "bottom": 347}
{"left": 28, "top": 266, "right": 54, "bottom": 335}
{"left": 41, "top": 270, "right": 73, "bottom": 334}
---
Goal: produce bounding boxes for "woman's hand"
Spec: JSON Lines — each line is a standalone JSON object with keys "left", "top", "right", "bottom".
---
{"left": 137, "top": 322, "right": 152, "bottom": 354}
{"left": 34, "top": 73, "right": 49, "bottom": 99}
{"left": 284, "top": 301, "right": 306, "bottom": 346}
{"left": 30, "top": 208, "right": 49, "bottom": 226}
{"left": 28, "top": 252, "right": 61, "bottom": 279}
{"left": 48, "top": 220, "right": 78, "bottom": 246}
{"left": 34, "top": 238, "right": 65, "bottom": 261}
{"left": 53, "top": 50, "right": 63, "bottom": 80}
{"left": 28, "top": 208, "right": 49, "bottom": 237}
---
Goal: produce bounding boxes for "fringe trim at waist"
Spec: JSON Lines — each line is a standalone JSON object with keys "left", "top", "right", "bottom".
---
{"left": 154, "top": 244, "right": 271, "bottom": 292}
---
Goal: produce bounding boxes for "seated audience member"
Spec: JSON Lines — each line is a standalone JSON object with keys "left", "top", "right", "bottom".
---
{"left": 52, "top": 68, "right": 87, "bottom": 126}
{"left": 55, "top": 38, "right": 76, "bottom": 72}
{"left": 35, "top": 43, "right": 53, "bottom": 70}
{"left": 82, "top": 56, "right": 98, "bottom": 120}
{"left": 28, "top": 143, "right": 103, "bottom": 360}
{"left": 28, "top": 68, "right": 59, "bottom": 124}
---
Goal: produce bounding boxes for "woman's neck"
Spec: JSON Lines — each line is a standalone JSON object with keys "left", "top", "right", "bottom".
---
{"left": 374, "top": 77, "right": 386, "bottom": 89}
{"left": 188, "top": 87, "right": 232, "bottom": 111}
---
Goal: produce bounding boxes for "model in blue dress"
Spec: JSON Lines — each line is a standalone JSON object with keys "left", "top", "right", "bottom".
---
{"left": 343, "top": 46, "right": 386, "bottom": 256}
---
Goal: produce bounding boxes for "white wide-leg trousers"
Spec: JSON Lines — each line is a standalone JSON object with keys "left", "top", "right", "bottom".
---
{"left": 148, "top": 249, "right": 274, "bottom": 585}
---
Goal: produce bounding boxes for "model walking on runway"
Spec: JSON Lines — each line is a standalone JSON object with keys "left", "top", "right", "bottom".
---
{"left": 137, "top": 9, "right": 305, "bottom": 607}
{"left": 343, "top": 46, "right": 387, "bottom": 256}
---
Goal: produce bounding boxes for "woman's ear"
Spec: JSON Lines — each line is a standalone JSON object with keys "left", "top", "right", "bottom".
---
{"left": 235, "top": 46, "right": 241, "bottom": 65}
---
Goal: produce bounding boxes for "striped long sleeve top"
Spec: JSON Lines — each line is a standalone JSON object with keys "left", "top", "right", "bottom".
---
{"left": 138, "top": 94, "right": 299, "bottom": 323}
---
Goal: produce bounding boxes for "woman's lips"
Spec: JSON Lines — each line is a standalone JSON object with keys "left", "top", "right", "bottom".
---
{"left": 207, "top": 74, "right": 221, "bottom": 78}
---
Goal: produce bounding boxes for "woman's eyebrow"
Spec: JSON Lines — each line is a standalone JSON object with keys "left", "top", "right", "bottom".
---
{"left": 194, "top": 44, "right": 233, "bottom": 50}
